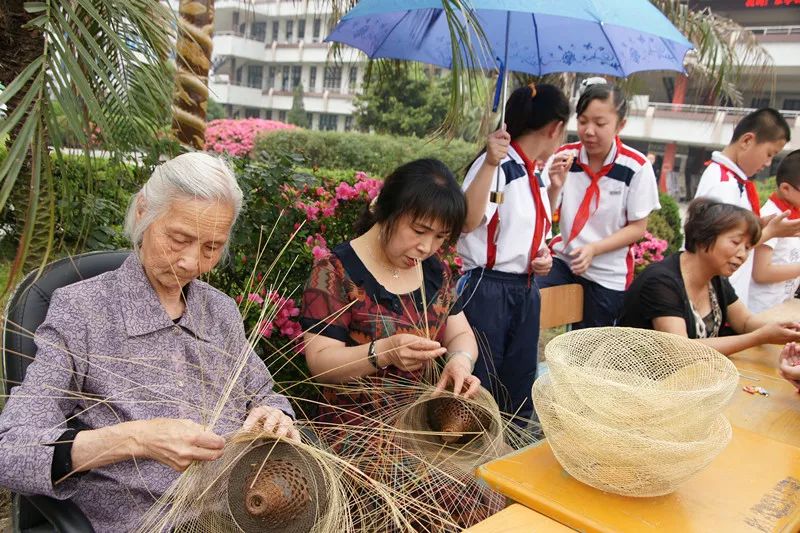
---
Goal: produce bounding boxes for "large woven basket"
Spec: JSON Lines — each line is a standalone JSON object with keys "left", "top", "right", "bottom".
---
{"left": 533, "top": 327, "right": 738, "bottom": 497}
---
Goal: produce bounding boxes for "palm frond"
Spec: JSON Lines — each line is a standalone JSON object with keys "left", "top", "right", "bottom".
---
{"left": 0, "top": 0, "right": 177, "bottom": 290}
{"left": 651, "top": 0, "right": 774, "bottom": 105}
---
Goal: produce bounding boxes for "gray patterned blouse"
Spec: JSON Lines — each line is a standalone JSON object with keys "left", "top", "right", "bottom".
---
{"left": 0, "top": 254, "right": 293, "bottom": 532}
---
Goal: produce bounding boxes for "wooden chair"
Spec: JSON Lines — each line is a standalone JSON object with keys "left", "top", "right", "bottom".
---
{"left": 539, "top": 283, "right": 583, "bottom": 329}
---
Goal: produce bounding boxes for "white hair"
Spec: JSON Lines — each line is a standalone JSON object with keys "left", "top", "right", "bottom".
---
{"left": 124, "top": 152, "right": 243, "bottom": 253}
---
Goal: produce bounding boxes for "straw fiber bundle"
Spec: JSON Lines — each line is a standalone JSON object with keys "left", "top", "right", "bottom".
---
{"left": 533, "top": 327, "right": 738, "bottom": 497}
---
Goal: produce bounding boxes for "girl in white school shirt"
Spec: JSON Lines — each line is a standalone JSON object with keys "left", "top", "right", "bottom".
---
{"left": 539, "top": 80, "right": 661, "bottom": 328}
{"left": 457, "top": 84, "right": 572, "bottom": 424}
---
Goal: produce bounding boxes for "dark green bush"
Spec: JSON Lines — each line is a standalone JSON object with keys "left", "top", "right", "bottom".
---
{"left": 0, "top": 154, "right": 146, "bottom": 260}
{"left": 648, "top": 192, "right": 683, "bottom": 254}
{"left": 254, "top": 129, "right": 477, "bottom": 178}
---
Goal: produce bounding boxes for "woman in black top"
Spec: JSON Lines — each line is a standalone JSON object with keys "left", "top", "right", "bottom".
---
{"left": 620, "top": 198, "right": 800, "bottom": 355}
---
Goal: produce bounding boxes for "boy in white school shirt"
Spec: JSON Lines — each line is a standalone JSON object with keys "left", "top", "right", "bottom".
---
{"left": 749, "top": 150, "right": 800, "bottom": 313}
{"left": 694, "top": 108, "right": 790, "bottom": 304}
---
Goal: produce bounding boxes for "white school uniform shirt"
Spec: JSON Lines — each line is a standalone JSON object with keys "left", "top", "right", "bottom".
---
{"left": 748, "top": 198, "right": 800, "bottom": 313}
{"left": 457, "top": 145, "right": 552, "bottom": 274}
{"left": 544, "top": 139, "right": 660, "bottom": 291}
{"left": 694, "top": 151, "right": 755, "bottom": 303}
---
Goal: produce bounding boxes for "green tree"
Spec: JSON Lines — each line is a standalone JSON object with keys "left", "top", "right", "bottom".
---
{"left": 287, "top": 84, "right": 309, "bottom": 128}
{"left": 354, "top": 70, "right": 450, "bottom": 138}
{"left": 0, "top": 0, "right": 176, "bottom": 290}
{"left": 207, "top": 97, "right": 226, "bottom": 121}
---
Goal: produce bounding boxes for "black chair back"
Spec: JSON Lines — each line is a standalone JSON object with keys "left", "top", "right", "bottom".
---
{"left": 3, "top": 250, "right": 129, "bottom": 533}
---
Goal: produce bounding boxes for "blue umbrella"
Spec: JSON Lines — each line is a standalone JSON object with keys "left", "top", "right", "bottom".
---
{"left": 327, "top": 0, "right": 693, "bottom": 202}
{"left": 326, "top": 0, "right": 693, "bottom": 77}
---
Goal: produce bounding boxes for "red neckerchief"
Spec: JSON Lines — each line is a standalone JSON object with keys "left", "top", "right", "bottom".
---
{"left": 769, "top": 192, "right": 800, "bottom": 220}
{"left": 485, "top": 144, "right": 551, "bottom": 283}
{"left": 706, "top": 159, "right": 762, "bottom": 218}
{"left": 564, "top": 136, "right": 623, "bottom": 247}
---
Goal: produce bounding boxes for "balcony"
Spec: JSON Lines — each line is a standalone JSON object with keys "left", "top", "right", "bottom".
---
{"left": 213, "top": 33, "right": 361, "bottom": 64}
{"left": 566, "top": 100, "right": 800, "bottom": 150}
{"left": 209, "top": 79, "right": 355, "bottom": 115}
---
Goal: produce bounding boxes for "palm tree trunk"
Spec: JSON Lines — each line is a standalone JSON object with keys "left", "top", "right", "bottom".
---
{"left": 172, "top": 0, "right": 215, "bottom": 149}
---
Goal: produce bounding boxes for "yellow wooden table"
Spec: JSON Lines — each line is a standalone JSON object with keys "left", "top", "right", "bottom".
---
{"left": 755, "top": 298, "right": 800, "bottom": 324}
{"left": 464, "top": 504, "right": 575, "bottom": 532}
{"left": 731, "top": 343, "right": 782, "bottom": 379}
{"left": 477, "top": 427, "right": 800, "bottom": 533}
{"left": 725, "top": 369, "right": 800, "bottom": 448}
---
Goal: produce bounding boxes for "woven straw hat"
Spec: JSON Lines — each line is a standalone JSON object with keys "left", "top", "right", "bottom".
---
{"left": 533, "top": 327, "right": 738, "bottom": 497}
{"left": 226, "top": 438, "right": 329, "bottom": 533}
{"left": 392, "top": 387, "right": 507, "bottom": 467}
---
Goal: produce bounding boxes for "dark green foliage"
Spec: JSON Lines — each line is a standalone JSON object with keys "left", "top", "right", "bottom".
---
{"left": 354, "top": 71, "right": 450, "bottom": 138}
{"left": 648, "top": 192, "right": 684, "bottom": 254}
{"left": 254, "top": 129, "right": 476, "bottom": 178}
{"left": 286, "top": 85, "right": 310, "bottom": 129}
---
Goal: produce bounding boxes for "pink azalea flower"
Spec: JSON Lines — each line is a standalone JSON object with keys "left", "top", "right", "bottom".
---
{"left": 247, "top": 293, "right": 264, "bottom": 305}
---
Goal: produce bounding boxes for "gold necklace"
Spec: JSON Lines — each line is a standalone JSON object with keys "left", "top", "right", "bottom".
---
{"left": 366, "top": 243, "right": 400, "bottom": 280}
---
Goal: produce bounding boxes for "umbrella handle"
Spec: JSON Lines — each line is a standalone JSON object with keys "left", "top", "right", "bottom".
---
{"left": 491, "top": 12, "right": 511, "bottom": 206}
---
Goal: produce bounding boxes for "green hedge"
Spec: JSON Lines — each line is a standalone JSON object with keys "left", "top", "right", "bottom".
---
{"left": 254, "top": 129, "right": 478, "bottom": 178}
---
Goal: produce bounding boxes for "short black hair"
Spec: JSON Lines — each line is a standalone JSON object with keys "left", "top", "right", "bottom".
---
{"left": 684, "top": 198, "right": 761, "bottom": 253}
{"left": 731, "top": 108, "right": 791, "bottom": 144}
{"left": 777, "top": 149, "right": 800, "bottom": 189}
{"left": 354, "top": 158, "right": 466, "bottom": 246}
{"left": 576, "top": 83, "right": 628, "bottom": 123}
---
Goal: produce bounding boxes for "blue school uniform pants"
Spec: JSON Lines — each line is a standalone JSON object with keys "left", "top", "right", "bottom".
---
{"left": 458, "top": 268, "right": 540, "bottom": 425}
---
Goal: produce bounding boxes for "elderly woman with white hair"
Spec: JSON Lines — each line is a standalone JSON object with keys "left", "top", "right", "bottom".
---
{"left": 0, "top": 152, "right": 297, "bottom": 532}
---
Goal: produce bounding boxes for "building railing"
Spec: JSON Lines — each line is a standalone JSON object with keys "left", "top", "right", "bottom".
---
{"left": 745, "top": 25, "right": 800, "bottom": 36}
{"left": 631, "top": 101, "right": 800, "bottom": 121}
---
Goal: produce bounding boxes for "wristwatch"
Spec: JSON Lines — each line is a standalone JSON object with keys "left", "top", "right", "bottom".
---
{"left": 367, "top": 340, "right": 389, "bottom": 370}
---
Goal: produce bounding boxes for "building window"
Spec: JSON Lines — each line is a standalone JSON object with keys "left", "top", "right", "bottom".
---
{"left": 235, "top": 66, "right": 243, "bottom": 85}
{"left": 784, "top": 98, "right": 800, "bottom": 111}
{"left": 298, "top": 19, "right": 306, "bottom": 40}
{"left": 344, "top": 116, "right": 354, "bottom": 131}
{"left": 251, "top": 22, "right": 266, "bottom": 42}
{"left": 272, "top": 21, "right": 279, "bottom": 42}
{"left": 278, "top": 110, "right": 287, "bottom": 122}
{"left": 306, "top": 112, "right": 314, "bottom": 128}
{"left": 348, "top": 67, "right": 358, "bottom": 91}
{"left": 232, "top": 11, "right": 239, "bottom": 29}
{"left": 319, "top": 114, "right": 339, "bottom": 131}
{"left": 323, "top": 66, "right": 342, "bottom": 91}
{"left": 247, "top": 65, "right": 263, "bottom": 89}
{"left": 238, "top": 23, "right": 246, "bottom": 35}
{"left": 291, "top": 66, "right": 302, "bottom": 89}
{"left": 267, "top": 66, "right": 276, "bottom": 89}
{"left": 282, "top": 65, "right": 290, "bottom": 91}
{"left": 751, "top": 97, "right": 770, "bottom": 109}
{"left": 245, "top": 107, "right": 261, "bottom": 118}
{"left": 309, "top": 66, "right": 317, "bottom": 91}
{"left": 313, "top": 18, "right": 321, "bottom": 41}
{"left": 286, "top": 20, "right": 293, "bottom": 42}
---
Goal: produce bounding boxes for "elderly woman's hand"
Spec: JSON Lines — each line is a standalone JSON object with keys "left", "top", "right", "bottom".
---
{"left": 243, "top": 406, "right": 301, "bottom": 442}
{"left": 134, "top": 418, "right": 225, "bottom": 472}
{"left": 433, "top": 354, "right": 481, "bottom": 398}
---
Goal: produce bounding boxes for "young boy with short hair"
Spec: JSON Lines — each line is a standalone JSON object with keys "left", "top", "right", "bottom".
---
{"left": 694, "top": 108, "right": 791, "bottom": 303}
{"left": 749, "top": 150, "right": 800, "bottom": 313}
